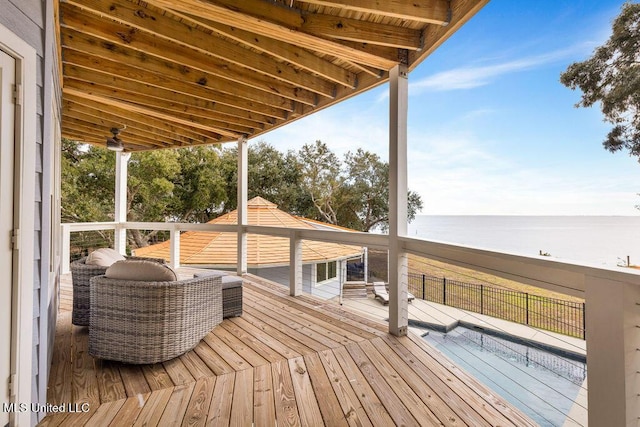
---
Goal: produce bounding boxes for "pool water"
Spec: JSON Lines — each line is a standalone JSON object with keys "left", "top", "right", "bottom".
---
{"left": 422, "top": 327, "right": 586, "bottom": 426}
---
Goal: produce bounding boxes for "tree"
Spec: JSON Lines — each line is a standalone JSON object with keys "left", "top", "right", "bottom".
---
{"left": 220, "top": 141, "right": 314, "bottom": 216}
{"left": 560, "top": 2, "right": 640, "bottom": 159}
{"left": 340, "top": 148, "right": 423, "bottom": 232}
{"left": 126, "top": 149, "right": 181, "bottom": 248}
{"left": 297, "top": 140, "right": 344, "bottom": 224}
{"left": 170, "top": 146, "right": 227, "bottom": 223}
{"left": 62, "top": 139, "right": 115, "bottom": 223}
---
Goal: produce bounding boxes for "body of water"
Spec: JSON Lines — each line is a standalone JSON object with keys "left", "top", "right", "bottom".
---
{"left": 408, "top": 215, "right": 640, "bottom": 267}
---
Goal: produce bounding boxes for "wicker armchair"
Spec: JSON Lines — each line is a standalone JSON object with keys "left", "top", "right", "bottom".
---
{"left": 89, "top": 274, "right": 223, "bottom": 364}
{"left": 70, "top": 256, "right": 165, "bottom": 326}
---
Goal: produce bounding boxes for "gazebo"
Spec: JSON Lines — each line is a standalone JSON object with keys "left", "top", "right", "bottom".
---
{"left": 134, "top": 196, "right": 365, "bottom": 297}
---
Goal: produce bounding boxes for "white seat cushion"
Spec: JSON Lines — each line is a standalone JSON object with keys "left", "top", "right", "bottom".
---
{"left": 105, "top": 260, "right": 177, "bottom": 282}
{"left": 85, "top": 248, "right": 126, "bottom": 267}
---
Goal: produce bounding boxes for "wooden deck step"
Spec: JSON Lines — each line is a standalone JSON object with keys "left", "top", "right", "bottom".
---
{"left": 342, "top": 281, "right": 368, "bottom": 299}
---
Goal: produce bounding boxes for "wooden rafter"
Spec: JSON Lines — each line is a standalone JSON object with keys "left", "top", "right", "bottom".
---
{"left": 143, "top": 0, "right": 398, "bottom": 69}
{"left": 294, "top": 0, "right": 451, "bottom": 25}
{"left": 177, "top": 14, "right": 358, "bottom": 89}
{"left": 60, "top": 3, "right": 335, "bottom": 99}
{"left": 61, "top": 29, "right": 318, "bottom": 107}
{"left": 63, "top": 96, "right": 223, "bottom": 142}
{"left": 62, "top": 53, "right": 292, "bottom": 120}
{"left": 64, "top": 87, "right": 238, "bottom": 138}
{"left": 58, "top": 0, "right": 488, "bottom": 151}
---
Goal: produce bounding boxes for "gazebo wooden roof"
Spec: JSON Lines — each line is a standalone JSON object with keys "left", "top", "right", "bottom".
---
{"left": 58, "top": 0, "right": 488, "bottom": 151}
{"left": 134, "top": 196, "right": 363, "bottom": 266}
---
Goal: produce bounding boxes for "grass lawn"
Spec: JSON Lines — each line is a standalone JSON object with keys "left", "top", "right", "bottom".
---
{"left": 367, "top": 249, "right": 584, "bottom": 303}
{"left": 367, "top": 250, "right": 586, "bottom": 338}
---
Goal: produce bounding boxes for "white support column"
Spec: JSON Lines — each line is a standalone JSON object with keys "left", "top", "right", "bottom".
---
{"left": 363, "top": 247, "right": 369, "bottom": 282}
{"left": 290, "top": 230, "right": 302, "bottom": 296}
{"left": 585, "top": 276, "right": 640, "bottom": 426}
{"left": 170, "top": 226, "right": 181, "bottom": 269}
{"left": 114, "top": 152, "right": 130, "bottom": 255}
{"left": 339, "top": 259, "right": 346, "bottom": 305}
{"left": 237, "top": 136, "right": 248, "bottom": 275}
{"left": 388, "top": 63, "right": 409, "bottom": 337}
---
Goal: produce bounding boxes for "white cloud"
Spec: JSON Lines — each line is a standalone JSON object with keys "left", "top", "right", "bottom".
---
{"left": 412, "top": 47, "right": 584, "bottom": 92}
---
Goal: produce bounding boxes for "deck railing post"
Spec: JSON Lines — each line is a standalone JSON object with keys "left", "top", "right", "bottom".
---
{"left": 169, "top": 225, "right": 180, "bottom": 269}
{"left": 289, "top": 230, "right": 302, "bottom": 296}
{"left": 582, "top": 302, "right": 586, "bottom": 340}
{"left": 114, "top": 152, "right": 130, "bottom": 255}
{"left": 237, "top": 136, "right": 248, "bottom": 275}
{"left": 585, "top": 276, "right": 640, "bottom": 425}
{"left": 442, "top": 277, "right": 447, "bottom": 305}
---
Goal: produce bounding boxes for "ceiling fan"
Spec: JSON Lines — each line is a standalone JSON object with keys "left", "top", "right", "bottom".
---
{"left": 106, "top": 126, "right": 125, "bottom": 152}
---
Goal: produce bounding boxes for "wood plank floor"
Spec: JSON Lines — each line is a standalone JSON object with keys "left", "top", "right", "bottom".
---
{"left": 39, "top": 269, "right": 535, "bottom": 426}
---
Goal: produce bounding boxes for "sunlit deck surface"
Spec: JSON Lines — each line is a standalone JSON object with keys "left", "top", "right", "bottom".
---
{"left": 41, "top": 268, "right": 534, "bottom": 426}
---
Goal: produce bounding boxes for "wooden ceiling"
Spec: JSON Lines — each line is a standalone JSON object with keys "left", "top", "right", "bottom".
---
{"left": 59, "top": 0, "right": 488, "bottom": 151}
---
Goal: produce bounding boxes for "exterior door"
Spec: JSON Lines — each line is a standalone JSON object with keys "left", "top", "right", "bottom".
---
{"left": 0, "top": 48, "right": 15, "bottom": 423}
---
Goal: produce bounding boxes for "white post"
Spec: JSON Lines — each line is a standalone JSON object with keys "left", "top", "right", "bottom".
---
{"left": 114, "top": 152, "right": 130, "bottom": 255}
{"left": 237, "top": 136, "right": 248, "bottom": 275}
{"left": 290, "top": 230, "right": 302, "bottom": 296}
{"left": 363, "top": 247, "right": 369, "bottom": 282}
{"left": 388, "top": 63, "right": 409, "bottom": 337}
{"left": 170, "top": 226, "right": 181, "bottom": 269}
{"left": 61, "top": 224, "right": 71, "bottom": 274}
{"left": 585, "top": 276, "right": 640, "bottom": 425}
{"left": 339, "top": 259, "right": 346, "bottom": 305}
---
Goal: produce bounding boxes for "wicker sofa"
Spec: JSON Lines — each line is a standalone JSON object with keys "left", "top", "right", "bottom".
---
{"left": 88, "top": 273, "right": 223, "bottom": 364}
{"left": 70, "top": 255, "right": 164, "bottom": 326}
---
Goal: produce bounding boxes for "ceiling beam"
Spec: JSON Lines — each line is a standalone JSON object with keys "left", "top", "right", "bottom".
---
{"left": 63, "top": 78, "right": 261, "bottom": 137}
{"left": 410, "top": 0, "right": 489, "bottom": 69}
{"left": 62, "top": 57, "right": 290, "bottom": 120}
{"left": 63, "top": 79, "right": 268, "bottom": 132}
{"left": 63, "top": 95, "right": 224, "bottom": 142}
{"left": 62, "top": 130, "right": 158, "bottom": 151}
{"left": 62, "top": 116, "right": 174, "bottom": 148}
{"left": 143, "top": 0, "right": 398, "bottom": 70}
{"left": 179, "top": 13, "right": 358, "bottom": 89}
{"left": 295, "top": 0, "right": 450, "bottom": 25}
{"left": 302, "top": 13, "right": 422, "bottom": 50}
{"left": 62, "top": 102, "right": 218, "bottom": 145}
{"left": 62, "top": 1, "right": 337, "bottom": 99}
{"left": 64, "top": 87, "right": 240, "bottom": 139}
{"left": 60, "top": 28, "right": 318, "bottom": 108}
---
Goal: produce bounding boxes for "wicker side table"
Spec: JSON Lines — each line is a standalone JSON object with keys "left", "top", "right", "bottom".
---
{"left": 194, "top": 270, "right": 243, "bottom": 318}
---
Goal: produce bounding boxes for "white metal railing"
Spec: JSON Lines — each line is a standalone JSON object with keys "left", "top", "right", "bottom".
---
{"left": 61, "top": 220, "right": 640, "bottom": 425}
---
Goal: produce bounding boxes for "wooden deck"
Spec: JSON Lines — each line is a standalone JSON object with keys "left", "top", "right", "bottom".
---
{"left": 40, "top": 269, "right": 535, "bottom": 426}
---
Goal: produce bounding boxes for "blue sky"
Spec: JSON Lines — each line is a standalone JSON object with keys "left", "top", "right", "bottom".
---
{"left": 257, "top": 0, "right": 639, "bottom": 216}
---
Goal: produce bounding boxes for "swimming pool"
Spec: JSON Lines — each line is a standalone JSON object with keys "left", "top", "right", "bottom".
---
{"left": 422, "top": 327, "right": 586, "bottom": 426}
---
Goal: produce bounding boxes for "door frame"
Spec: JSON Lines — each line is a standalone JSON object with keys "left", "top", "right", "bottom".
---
{"left": 0, "top": 22, "right": 37, "bottom": 427}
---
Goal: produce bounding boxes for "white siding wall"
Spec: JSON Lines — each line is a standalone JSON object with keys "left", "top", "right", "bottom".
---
{"left": 0, "top": 1, "right": 59, "bottom": 424}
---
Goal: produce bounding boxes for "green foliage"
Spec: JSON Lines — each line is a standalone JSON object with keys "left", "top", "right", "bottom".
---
{"left": 561, "top": 2, "right": 640, "bottom": 158}
{"left": 296, "top": 142, "right": 423, "bottom": 232}
{"left": 61, "top": 139, "right": 115, "bottom": 223}
{"left": 127, "top": 149, "right": 180, "bottom": 222}
{"left": 221, "top": 141, "right": 313, "bottom": 216}
{"left": 298, "top": 140, "right": 344, "bottom": 224}
{"left": 62, "top": 138, "right": 424, "bottom": 247}
{"left": 170, "top": 146, "right": 227, "bottom": 223}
